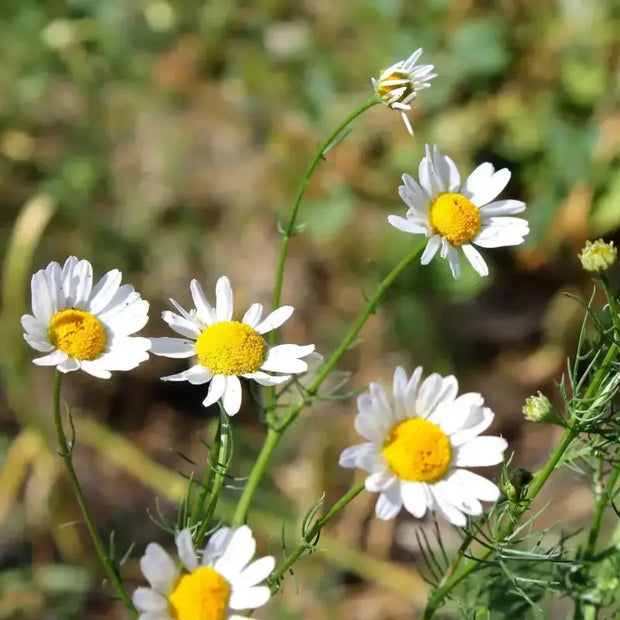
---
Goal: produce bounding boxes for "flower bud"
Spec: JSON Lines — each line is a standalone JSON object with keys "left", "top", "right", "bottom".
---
{"left": 578, "top": 239, "right": 617, "bottom": 273}
{"left": 501, "top": 468, "right": 533, "bottom": 503}
{"left": 522, "top": 392, "right": 557, "bottom": 424}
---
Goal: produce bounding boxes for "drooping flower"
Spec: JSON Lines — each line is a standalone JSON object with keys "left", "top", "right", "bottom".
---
{"left": 388, "top": 144, "right": 529, "bottom": 279}
{"left": 133, "top": 526, "right": 275, "bottom": 620}
{"left": 372, "top": 48, "right": 437, "bottom": 135}
{"left": 339, "top": 366, "right": 507, "bottom": 526}
{"left": 151, "top": 276, "right": 315, "bottom": 416}
{"left": 21, "top": 256, "right": 150, "bottom": 378}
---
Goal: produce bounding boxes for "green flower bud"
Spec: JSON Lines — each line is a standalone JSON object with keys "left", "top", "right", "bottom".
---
{"left": 501, "top": 468, "right": 533, "bottom": 503}
{"left": 522, "top": 392, "right": 558, "bottom": 424}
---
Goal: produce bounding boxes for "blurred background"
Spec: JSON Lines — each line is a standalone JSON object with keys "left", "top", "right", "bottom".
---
{"left": 0, "top": 0, "right": 618, "bottom": 617}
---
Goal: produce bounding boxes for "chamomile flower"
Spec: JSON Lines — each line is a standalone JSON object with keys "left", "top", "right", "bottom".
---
{"left": 372, "top": 48, "right": 437, "bottom": 135}
{"left": 21, "top": 256, "right": 150, "bottom": 378}
{"left": 388, "top": 144, "right": 529, "bottom": 279}
{"left": 339, "top": 367, "right": 507, "bottom": 527}
{"left": 133, "top": 526, "right": 275, "bottom": 620}
{"left": 151, "top": 276, "right": 315, "bottom": 416}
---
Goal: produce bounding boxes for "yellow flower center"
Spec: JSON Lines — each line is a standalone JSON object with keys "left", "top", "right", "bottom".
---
{"left": 377, "top": 71, "right": 414, "bottom": 102}
{"left": 168, "top": 567, "right": 231, "bottom": 620}
{"left": 48, "top": 309, "right": 107, "bottom": 361}
{"left": 382, "top": 418, "right": 452, "bottom": 483}
{"left": 195, "top": 321, "right": 267, "bottom": 376}
{"left": 430, "top": 192, "right": 482, "bottom": 247}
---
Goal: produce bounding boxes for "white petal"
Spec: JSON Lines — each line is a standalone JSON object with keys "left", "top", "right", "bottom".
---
{"left": 461, "top": 244, "right": 489, "bottom": 277}
{"left": 214, "top": 526, "right": 255, "bottom": 582}
{"left": 79, "top": 361, "right": 112, "bottom": 379}
{"left": 150, "top": 337, "right": 195, "bottom": 358}
{"left": 415, "top": 373, "right": 443, "bottom": 418}
{"left": 430, "top": 488, "right": 467, "bottom": 527}
{"left": 401, "top": 173, "right": 430, "bottom": 207}
{"left": 420, "top": 235, "right": 441, "bottom": 264}
{"left": 166, "top": 365, "right": 213, "bottom": 385}
{"left": 448, "top": 469, "right": 500, "bottom": 502}
{"left": 375, "top": 481, "right": 403, "bottom": 520}
{"left": 446, "top": 246, "right": 461, "bottom": 279}
{"left": 203, "top": 527, "right": 233, "bottom": 565}
{"left": 57, "top": 358, "right": 80, "bottom": 373}
{"left": 23, "top": 332, "right": 53, "bottom": 353}
{"left": 401, "top": 112, "right": 414, "bottom": 136}
{"left": 243, "top": 371, "right": 289, "bottom": 386}
{"left": 175, "top": 529, "right": 197, "bottom": 571}
{"left": 242, "top": 303, "right": 263, "bottom": 328}
{"left": 433, "top": 479, "right": 482, "bottom": 516}
{"left": 419, "top": 145, "right": 442, "bottom": 195}
{"left": 71, "top": 259, "right": 94, "bottom": 309}
{"left": 132, "top": 587, "right": 167, "bottom": 612}
{"left": 255, "top": 305, "right": 293, "bottom": 334}
{"left": 403, "top": 366, "right": 424, "bottom": 417}
{"left": 392, "top": 366, "right": 408, "bottom": 420}
{"left": 97, "top": 285, "right": 138, "bottom": 320}
{"left": 387, "top": 214, "right": 427, "bottom": 234}
{"left": 160, "top": 311, "right": 201, "bottom": 339}
{"left": 140, "top": 543, "right": 177, "bottom": 595}
{"left": 234, "top": 556, "right": 275, "bottom": 590}
{"left": 338, "top": 443, "right": 375, "bottom": 469}
{"left": 215, "top": 276, "right": 233, "bottom": 321}
{"left": 105, "top": 300, "right": 150, "bottom": 337}
{"left": 479, "top": 199, "right": 526, "bottom": 217}
{"left": 461, "top": 162, "right": 495, "bottom": 198}
{"left": 229, "top": 585, "right": 271, "bottom": 611}
{"left": 451, "top": 406, "right": 494, "bottom": 446}
{"left": 88, "top": 270, "right": 122, "bottom": 315}
{"left": 401, "top": 481, "right": 430, "bottom": 518}
{"left": 32, "top": 349, "right": 68, "bottom": 367}
{"left": 190, "top": 279, "right": 218, "bottom": 325}
{"left": 455, "top": 437, "right": 508, "bottom": 467}
{"left": 30, "top": 270, "right": 55, "bottom": 323}
{"left": 470, "top": 169, "right": 511, "bottom": 207}
{"left": 365, "top": 471, "right": 394, "bottom": 492}
{"left": 202, "top": 374, "right": 227, "bottom": 408}
{"left": 222, "top": 375, "right": 243, "bottom": 416}
{"left": 431, "top": 392, "right": 484, "bottom": 437}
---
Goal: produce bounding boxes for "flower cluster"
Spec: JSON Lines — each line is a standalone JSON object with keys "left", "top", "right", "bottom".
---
{"left": 19, "top": 46, "right": 539, "bottom": 618}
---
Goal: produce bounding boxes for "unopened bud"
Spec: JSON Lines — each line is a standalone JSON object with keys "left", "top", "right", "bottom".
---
{"left": 522, "top": 392, "right": 557, "bottom": 424}
{"left": 501, "top": 468, "right": 533, "bottom": 503}
{"left": 579, "top": 239, "right": 617, "bottom": 273}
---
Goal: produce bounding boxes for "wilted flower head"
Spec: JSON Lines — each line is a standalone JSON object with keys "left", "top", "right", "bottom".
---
{"left": 372, "top": 48, "right": 437, "bottom": 135}
{"left": 579, "top": 239, "right": 617, "bottom": 273}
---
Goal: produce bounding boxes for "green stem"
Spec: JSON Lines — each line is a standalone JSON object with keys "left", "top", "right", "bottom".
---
{"left": 233, "top": 243, "right": 424, "bottom": 527}
{"left": 189, "top": 418, "right": 221, "bottom": 527}
{"left": 266, "top": 96, "right": 380, "bottom": 423}
{"left": 51, "top": 371, "right": 136, "bottom": 616}
{"left": 196, "top": 407, "right": 232, "bottom": 545}
{"left": 267, "top": 482, "right": 365, "bottom": 587}
{"left": 270, "top": 96, "right": 380, "bottom": 319}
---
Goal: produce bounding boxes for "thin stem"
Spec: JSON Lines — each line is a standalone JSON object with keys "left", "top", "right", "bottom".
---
{"left": 266, "top": 96, "right": 380, "bottom": 423}
{"left": 232, "top": 427, "right": 281, "bottom": 528}
{"left": 196, "top": 407, "right": 232, "bottom": 545}
{"left": 233, "top": 243, "right": 424, "bottom": 527}
{"left": 52, "top": 371, "right": 136, "bottom": 616}
{"left": 270, "top": 96, "right": 380, "bottom": 318}
{"left": 189, "top": 418, "right": 221, "bottom": 527}
{"left": 267, "top": 482, "right": 365, "bottom": 587}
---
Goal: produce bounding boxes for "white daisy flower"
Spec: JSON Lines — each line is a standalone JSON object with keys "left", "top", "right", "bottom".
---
{"left": 388, "top": 144, "right": 530, "bottom": 279}
{"left": 150, "top": 276, "right": 315, "bottom": 416}
{"left": 339, "top": 366, "right": 507, "bottom": 527}
{"left": 372, "top": 48, "right": 437, "bottom": 135}
{"left": 133, "top": 525, "right": 275, "bottom": 620}
{"left": 20, "top": 256, "right": 150, "bottom": 379}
